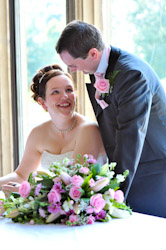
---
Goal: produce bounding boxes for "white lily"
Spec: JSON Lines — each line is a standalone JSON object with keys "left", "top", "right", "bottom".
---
{"left": 91, "top": 177, "right": 109, "bottom": 192}
{"left": 46, "top": 211, "right": 61, "bottom": 223}
{"left": 116, "top": 174, "right": 125, "bottom": 183}
{"left": 6, "top": 209, "right": 19, "bottom": 218}
{"left": 109, "top": 162, "right": 117, "bottom": 170}
{"left": 62, "top": 200, "right": 74, "bottom": 212}
{"left": 111, "top": 207, "right": 131, "bottom": 219}
{"left": 99, "top": 163, "right": 109, "bottom": 176}
{"left": 60, "top": 171, "right": 71, "bottom": 185}
{"left": 73, "top": 203, "right": 80, "bottom": 214}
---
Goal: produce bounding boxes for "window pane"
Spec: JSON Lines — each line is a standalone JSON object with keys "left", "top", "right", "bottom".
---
{"left": 26, "top": 0, "right": 66, "bottom": 130}
{"left": 105, "top": 0, "right": 166, "bottom": 89}
{"left": 15, "top": 0, "right": 66, "bottom": 160}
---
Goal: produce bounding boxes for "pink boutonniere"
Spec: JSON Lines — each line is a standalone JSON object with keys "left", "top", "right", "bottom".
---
{"left": 94, "top": 70, "right": 120, "bottom": 98}
{"left": 94, "top": 78, "right": 110, "bottom": 94}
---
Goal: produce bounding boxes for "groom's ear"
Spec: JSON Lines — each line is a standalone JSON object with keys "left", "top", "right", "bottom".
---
{"left": 38, "top": 97, "right": 48, "bottom": 111}
{"left": 88, "top": 48, "right": 98, "bottom": 60}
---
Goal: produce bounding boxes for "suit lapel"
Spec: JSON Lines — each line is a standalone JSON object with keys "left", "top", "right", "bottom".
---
{"left": 86, "top": 46, "right": 121, "bottom": 118}
{"left": 105, "top": 46, "right": 121, "bottom": 78}
{"left": 86, "top": 74, "right": 102, "bottom": 117}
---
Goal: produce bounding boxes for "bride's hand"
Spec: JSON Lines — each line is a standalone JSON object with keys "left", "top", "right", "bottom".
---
{"left": 1, "top": 182, "right": 21, "bottom": 198}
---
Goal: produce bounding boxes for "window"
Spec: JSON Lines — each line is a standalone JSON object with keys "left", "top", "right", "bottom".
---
{"left": 15, "top": 0, "right": 66, "bottom": 161}
{"left": 103, "top": 0, "right": 166, "bottom": 90}
{"left": 0, "top": 0, "right": 101, "bottom": 174}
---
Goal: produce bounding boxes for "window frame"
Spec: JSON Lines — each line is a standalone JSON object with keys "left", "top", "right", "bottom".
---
{"left": 0, "top": 0, "right": 104, "bottom": 175}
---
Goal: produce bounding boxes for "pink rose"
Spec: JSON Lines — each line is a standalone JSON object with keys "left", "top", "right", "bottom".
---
{"left": 29, "top": 219, "right": 34, "bottom": 225}
{"left": 79, "top": 167, "right": 89, "bottom": 175}
{"left": 35, "top": 183, "right": 42, "bottom": 196}
{"left": 71, "top": 175, "right": 84, "bottom": 186}
{"left": 83, "top": 154, "right": 88, "bottom": 159}
{"left": 89, "top": 178, "right": 95, "bottom": 187}
{"left": 0, "top": 201, "right": 5, "bottom": 216}
{"left": 86, "top": 215, "right": 95, "bottom": 224}
{"left": 69, "top": 214, "right": 78, "bottom": 224}
{"left": 39, "top": 208, "right": 46, "bottom": 218}
{"left": 69, "top": 186, "right": 82, "bottom": 201}
{"left": 108, "top": 188, "right": 115, "bottom": 199}
{"left": 114, "top": 190, "right": 124, "bottom": 203}
{"left": 53, "top": 177, "right": 61, "bottom": 183}
{"left": 90, "top": 194, "right": 106, "bottom": 213}
{"left": 86, "top": 155, "right": 97, "bottom": 164}
{"left": 48, "top": 189, "right": 61, "bottom": 204}
{"left": 86, "top": 205, "right": 94, "bottom": 214}
{"left": 94, "top": 78, "right": 110, "bottom": 93}
{"left": 19, "top": 181, "right": 31, "bottom": 198}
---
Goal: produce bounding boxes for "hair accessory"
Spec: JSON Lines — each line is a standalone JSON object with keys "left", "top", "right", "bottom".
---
{"left": 39, "top": 73, "right": 46, "bottom": 84}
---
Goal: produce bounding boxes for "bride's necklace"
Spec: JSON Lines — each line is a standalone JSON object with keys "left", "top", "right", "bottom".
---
{"left": 53, "top": 115, "right": 77, "bottom": 132}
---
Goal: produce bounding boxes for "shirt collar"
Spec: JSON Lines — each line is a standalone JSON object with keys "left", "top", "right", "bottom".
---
{"left": 95, "top": 46, "right": 110, "bottom": 76}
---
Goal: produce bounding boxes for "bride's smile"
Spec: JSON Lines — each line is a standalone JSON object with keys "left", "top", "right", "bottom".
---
{"left": 40, "top": 74, "right": 76, "bottom": 118}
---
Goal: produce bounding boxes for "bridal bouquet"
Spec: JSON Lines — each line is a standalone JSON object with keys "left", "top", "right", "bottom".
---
{"left": 0, "top": 155, "right": 132, "bottom": 226}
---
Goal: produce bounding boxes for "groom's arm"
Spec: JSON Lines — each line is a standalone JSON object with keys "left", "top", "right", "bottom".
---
{"left": 113, "top": 70, "right": 152, "bottom": 198}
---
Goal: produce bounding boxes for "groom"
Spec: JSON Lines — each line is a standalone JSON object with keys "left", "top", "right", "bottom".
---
{"left": 56, "top": 20, "right": 166, "bottom": 218}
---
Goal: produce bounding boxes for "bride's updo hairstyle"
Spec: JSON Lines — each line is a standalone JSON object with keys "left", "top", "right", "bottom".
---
{"left": 31, "top": 64, "right": 73, "bottom": 102}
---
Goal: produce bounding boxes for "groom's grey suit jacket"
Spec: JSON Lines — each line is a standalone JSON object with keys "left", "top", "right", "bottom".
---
{"left": 86, "top": 46, "right": 166, "bottom": 217}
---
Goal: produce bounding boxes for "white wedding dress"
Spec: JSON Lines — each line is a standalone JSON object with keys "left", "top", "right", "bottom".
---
{"left": 40, "top": 150, "right": 108, "bottom": 172}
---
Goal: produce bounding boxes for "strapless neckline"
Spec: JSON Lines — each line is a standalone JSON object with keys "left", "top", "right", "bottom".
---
{"left": 40, "top": 150, "right": 107, "bottom": 172}
{"left": 40, "top": 150, "right": 74, "bottom": 171}
{"left": 42, "top": 150, "right": 73, "bottom": 157}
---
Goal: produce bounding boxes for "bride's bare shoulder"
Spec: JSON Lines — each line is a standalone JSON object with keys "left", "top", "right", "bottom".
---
{"left": 75, "top": 113, "right": 105, "bottom": 155}
{"left": 28, "top": 120, "right": 52, "bottom": 137}
{"left": 76, "top": 113, "right": 98, "bottom": 128}
{"left": 75, "top": 114, "right": 101, "bottom": 139}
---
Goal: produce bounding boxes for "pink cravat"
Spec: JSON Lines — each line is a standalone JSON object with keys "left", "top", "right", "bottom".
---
{"left": 94, "top": 73, "right": 109, "bottom": 109}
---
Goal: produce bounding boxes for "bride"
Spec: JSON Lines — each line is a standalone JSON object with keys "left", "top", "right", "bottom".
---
{"left": 0, "top": 64, "right": 107, "bottom": 194}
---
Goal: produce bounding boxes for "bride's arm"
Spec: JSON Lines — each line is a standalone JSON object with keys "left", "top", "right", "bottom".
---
{"left": 0, "top": 127, "right": 42, "bottom": 192}
{"left": 72, "top": 122, "right": 106, "bottom": 163}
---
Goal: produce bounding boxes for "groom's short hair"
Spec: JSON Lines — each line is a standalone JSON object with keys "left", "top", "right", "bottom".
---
{"left": 56, "top": 20, "right": 105, "bottom": 59}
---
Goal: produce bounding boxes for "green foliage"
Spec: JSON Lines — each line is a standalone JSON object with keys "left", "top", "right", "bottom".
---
{"left": 123, "top": 170, "right": 129, "bottom": 178}
{"left": 128, "top": 0, "right": 166, "bottom": 79}
{"left": 112, "top": 200, "right": 132, "bottom": 215}
{"left": 25, "top": 0, "right": 66, "bottom": 85}
{"left": 38, "top": 179, "right": 54, "bottom": 189}
{"left": 107, "top": 70, "right": 121, "bottom": 92}
{"left": 81, "top": 173, "right": 93, "bottom": 190}
{"left": 100, "top": 180, "right": 119, "bottom": 193}
{"left": 91, "top": 164, "right": 102, "bottom": 177}
{"left": 28, "top": 172, "right": 35, "bottom": 185}
{"left": 76, "top": 154, "right": 82, "bottom": 163}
